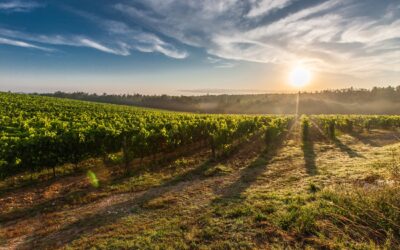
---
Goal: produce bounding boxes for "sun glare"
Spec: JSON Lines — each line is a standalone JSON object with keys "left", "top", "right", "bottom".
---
{"left": 289, "top": 66, "right": 312, "bottom": 88}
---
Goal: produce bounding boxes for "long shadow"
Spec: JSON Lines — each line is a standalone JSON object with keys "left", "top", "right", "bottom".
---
{"left": 217, "top": 151, "right": 268, "bottom": 200}
{"left": 333, "top": 138, "right": 364, "bottom": 158}
{"left": 0, "top": 138, "right": 208, "bottom": 199}
{"left": 0, "top": 168, "right": 88, "bottom": 198}
{"left": 218, "top": 135, "right": 287, "bottom": 200}
{"left": 348, "top": 131, "right": 380, "bottom": 147}
{"left": 17, "top": 158, "right": 216, "bottom": 249}
{"left": 302, "top": 139, "right": 317, "bottom": 176}
{"left": 16, "top": 138, "right": 263, "bottom": 249}
{"left": 0, "top": 153, "right": 212, "bottom": 224}
{"left": 0, "top": 143, "right": 212, "bottom": 224}
{"left": 0, "top": 188, "right": 101, "bottom": 224}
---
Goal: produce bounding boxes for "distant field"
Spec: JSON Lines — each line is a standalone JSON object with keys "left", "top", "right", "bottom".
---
{"left": 1, "top": 93, "right": 400, "bottom": 249}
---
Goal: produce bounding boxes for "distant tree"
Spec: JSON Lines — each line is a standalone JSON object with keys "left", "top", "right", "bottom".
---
{"left": 39, "top": 85, "right": 400, "bottom": 115}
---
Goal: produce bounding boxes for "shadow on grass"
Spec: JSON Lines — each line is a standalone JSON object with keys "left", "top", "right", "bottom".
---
{"left": 16, "top": 138, "right": 264, "bottom": 249}
{"left": 0, "top": 139, "right": 208, "bottom": 198}
{"left": 0, "top": 142, "right": 212, "bottom": 224}
{"left": 16, "top": 158, "right": 215, "bottom": 249}
{"left": 0, "top": 166, "right": 88, "bottom": 198}
{"left": 302, "top": 139, "right": 317, "bottom": 176}
{"left": 333, "top": 138, "right": 364, "bottom": 158}
{"left": 348, "top": 131, "right": 380, "bottom": 147}
{"left": 0, "top": 160, "right": 208, "bottom": 225}
{"left": 218, "top": 151, "right": 270, "bottom": 200}
{"left": 218, "top": 134, "right": 288, "bottom": 200}
{"left": 198, "top": 131, "right": 292, "bottom": 247}
{"left": 0, "top": 188, "right": 102, "bottom": 224}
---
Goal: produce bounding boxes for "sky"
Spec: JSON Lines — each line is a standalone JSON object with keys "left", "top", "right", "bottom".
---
{"left": 0, "top": 0, "right": 399, "bottom": 95}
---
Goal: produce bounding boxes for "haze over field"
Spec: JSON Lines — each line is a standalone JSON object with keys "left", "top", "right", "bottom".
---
{"left": 0, "top": 0, "right": 399, "bottom": 94}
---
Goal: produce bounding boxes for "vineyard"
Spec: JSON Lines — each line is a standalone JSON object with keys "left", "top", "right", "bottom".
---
{"left": 1, "top": 92, "right": 400, "bottom": 249}
{"left": 0, "top": 92, "right": 292, "bottom": 178}
{"left": 2, "top": 92, "right": 400, "bottom": 178}
{"left": 299, "top": 114, "right": 400, "bottom": 141}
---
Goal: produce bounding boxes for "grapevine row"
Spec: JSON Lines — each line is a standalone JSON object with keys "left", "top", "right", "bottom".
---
{"left": 304, "top": 115, "right": 400, "bottom": 139}
{"left": 0, "top": 93, "right": 291, "bottom": 177}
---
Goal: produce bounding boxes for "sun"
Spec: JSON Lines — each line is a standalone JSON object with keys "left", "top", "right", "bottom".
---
{"left": 289, "top": 66, "right": 312, "bottom": 88}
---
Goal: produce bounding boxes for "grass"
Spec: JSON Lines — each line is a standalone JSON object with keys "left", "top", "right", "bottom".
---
{"left": 203, "top": 164, "right": 233, "bottom": 177}
{"left": 2, "top": 128, "right": 400, "bottom": 249}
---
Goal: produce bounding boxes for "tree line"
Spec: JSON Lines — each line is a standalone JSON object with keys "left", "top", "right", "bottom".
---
{"left": 38, "top": 86, "right": 400, "bottom": 114}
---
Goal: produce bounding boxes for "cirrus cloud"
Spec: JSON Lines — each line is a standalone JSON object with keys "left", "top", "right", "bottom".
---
{"left": 0, "top": 37, "right": 53, "bottom": 51}
{"left": 0, "top": 0, "right": 43, "bottom": 12}
{"left": 114, "top": 0, "right": 400, "bottom": 77}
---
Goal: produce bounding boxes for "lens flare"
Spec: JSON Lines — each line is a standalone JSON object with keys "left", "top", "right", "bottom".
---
{"left": 87, "top": 170, "right": 99, "bottom": 188}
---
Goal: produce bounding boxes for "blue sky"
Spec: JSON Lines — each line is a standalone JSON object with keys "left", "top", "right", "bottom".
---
{"left": 0, "top": 0, "right": 399, "bottom": 94}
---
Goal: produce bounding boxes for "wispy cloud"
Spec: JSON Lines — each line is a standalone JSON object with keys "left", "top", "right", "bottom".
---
{"left": 0, "top": 0, "right": 43, "bottom": 12}
{"left": 79, "top": 38, "right": 130, "bottom": 56}
{"left": 246, "top": 0, "right": 293, "bottom": 17}
{"left": 0, "top": 29, "right": 130, "bottom": 56}
{"left": 70, "top": 9, "right": 188, "bottom": 59}
{"left": 207, "top": 56, "right": 235, "bottom": 68}
{"left": 104, "top": 20, "right": 187, "bottom": 59}
{"left": 0, "top": 37, "right": 53, "bottom": 51}
{"left": 114, "top": 0, "right": 400, "bottom": 77}
{"left": 0, "top": 5, "right": 187, "bottom": 59}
